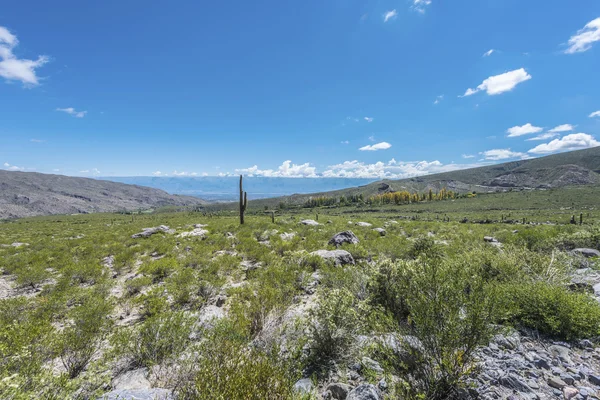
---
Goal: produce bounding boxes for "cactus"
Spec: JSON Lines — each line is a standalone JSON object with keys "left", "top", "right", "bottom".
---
{"left": 271, "top": 211, "right": 275, "bottom": 224}
{"left": 580, "top": 213, "right": 583, "bottom": 225}
{"left": 239, "top": 175, "right": 247, "bottom": 225}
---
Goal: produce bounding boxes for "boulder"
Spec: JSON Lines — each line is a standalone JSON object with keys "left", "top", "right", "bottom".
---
{"left": 373, "top": 228, "right": 386, "bottom": 236}
{"left": 98, "top": 389, "right": 173, "bottom": 400}
{"left": 572, "top": 248, "right": 600, "bottom": 258}
{"left": 280, "top": 232, "right": 296, "bottom": 241}
{"left": 328, "top": 231, "right": 360, "bottom": 247}
{"left": 177, "top": 228, "right": 208, "bottom": 238}
{"left": 356, "top": 222, "right": 372, "bottom": 227}
{"left": 310, "top": 250, "right": 355, "bottom": 266}
{"left": 300, "top": 220, "right": 320, "bottom": 226}
{"left": 326, "top": 382, "right": 352, "bottom": 399}
{"left": 112, "top": 368, "right": 150, "bottom": 391}
{"left": 131, "top": 226, "right": 174, "bottom": 239}
{"left": 347, "top": 384, "right": 380, "bottom": 400}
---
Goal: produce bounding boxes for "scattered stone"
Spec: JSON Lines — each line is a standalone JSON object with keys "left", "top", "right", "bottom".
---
{"left": 483, "top": 236, "right": 498, "bottom": 243}
{"left": 102, "top": 255, "right": 115, "bottom": 269}
{"left": 99, "top": 389, "right": 173, "bottom": 400}
{"left": 550, "top": 345, "right": 573, "bottom": 365}
{"left": 214, "top": 250, "right": 237, "bottom": 257}
{"left": 293, "top": 378, "right": 314, "bottom": 395}
{"left": 310, "top": 250, "right": 355, "bottom": 266}
{"left": 572, "top": 248, "right": 600, "bottom": 258}
{"left": 215, "top": 295, "right": 227, "bottom": 307}
{"left": 500, "top": 373, "right": 532, "bottom": 392}
{"left": 329, "top": 231, "right": 360, "bottom": 247}
{"left": 355, "top": 222, "right": 372, "bottom": 227}
{"left": 197, "top": 305, "right": 225, "bottom": 328}
{"left": 427, "top": 232, "right": 435, "bottom": 237}
{"left": 300, "top": 220, "right": 320, "bottom": 226}
{"left": 373, "top": 228, "right": 386, "bottom": 236}
{"left": 177, "top": 228, "right": 208, "bottom": 238}
{"left": 362, "top": 357, "right": 384, "bottom": 374}
{"left": 563, "top": 387, "right": 579, "bottom": 400}
{"left": 240, "top": 260, "right": 262, "bottom": 271}
{"left": 112, "top": 368, "right": 151, "bottom": 391}
{"left": 326, "top": 382, "right": 352, "bottom": 400}
{"left": 280, "top": 232, "right": 296, "bottom": 241}
{"left": 11, "top": 242, "right": 29, "bottom": 247}
{"left": 588, "top": 374, "right": 600, "bottom": 386}
{"left": 347, "top": 384, "right": 380, "bottom": 400}
{"left": 548, "top": 376, "right": 568, "bottom": 390}
{"left": 131, "top": 226, "right": 174, "bottom": 239}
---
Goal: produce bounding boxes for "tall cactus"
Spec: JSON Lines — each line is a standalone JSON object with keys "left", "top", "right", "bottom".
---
{"left": 239, "top": 175, "right": 247, "bottom": 225}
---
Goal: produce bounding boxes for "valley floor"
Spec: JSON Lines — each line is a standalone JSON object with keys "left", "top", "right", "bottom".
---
{"left": 1, "top": 192, "right": 600, "bottom": 399}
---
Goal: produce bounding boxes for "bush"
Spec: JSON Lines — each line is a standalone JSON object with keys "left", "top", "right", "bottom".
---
{"left": 306, "top": 288, "right": 360, "bottom": 371}
{"left": 55, "top": 296, "right": 113, "bottom": 378}
{"left": 499, "top": 281, "right": 600, "bottom": 340}
{"left": 112, "top": 311, "right": 193, "bottom": 368}
{"left": 372, "top": 258, "right": 500, "bottom": 399}
{"left": 140, "top": 258, "right": 176, "bottom": 283}
{"left": 177, "top": 322, "right": 297, "bottom": 400}
{"left": 407, "top": 237, "right": 443, "bottom": 260}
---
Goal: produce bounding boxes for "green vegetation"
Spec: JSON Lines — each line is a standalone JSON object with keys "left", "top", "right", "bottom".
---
{"left": 1, "top": 189, "right": 600, "bottom": 398}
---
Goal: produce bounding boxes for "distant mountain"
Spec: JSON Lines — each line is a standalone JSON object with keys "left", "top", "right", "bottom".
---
{"left": 0, "top": 171, "right": 207, "bottom": 219}
{"left": 103, "top": 176, "right": 377, "bottom": 201}
{"left": 244, "top": 147, "right": 600, "bottom": 208}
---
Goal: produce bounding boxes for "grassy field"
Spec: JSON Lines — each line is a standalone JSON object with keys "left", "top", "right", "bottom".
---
{"left": 1, "top": 189, "right": 600, "bottom": 399}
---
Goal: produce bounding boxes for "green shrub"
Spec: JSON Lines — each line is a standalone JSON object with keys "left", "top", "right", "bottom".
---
{"left": 306, "top": 288, "right": 360, "bottom": 371}
{"left": 372, "top": 258, "right": 500, "bottom": 399}
{"left": 166, "top": 268, "right": 198, "bottom": 307}
{"left": 112, "top": 311, "right": 193, "bottom": 368}
{"left": 177, "top": 322, "right": 298, "bottom": 400}
{"left": 125, "top": 276, "right": 153, "bottom": 297}
{"left": 499, "top": 281, "right": 600, "bottom": 340}
{"left": 407, "top": 237, "right": 443, "bottom": 260}
{"left": 140, "top": 257, "right": 176, "bottom": 283}
{"left": 54, "top": 296, "right": 113, "bottom": 378}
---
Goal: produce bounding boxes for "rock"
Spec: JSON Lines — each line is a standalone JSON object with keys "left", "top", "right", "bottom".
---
{"left": 197, "top": 305, "right": 225, "bottom": 328}
{"left": 193, "top": 224, "right": 208, "bottom": 228}
{"left": 500, "top": 373, "right": 532, "bottom": 392}
{"left": 131, "top": 226, "right": 174, "bottom": 238}
{"left": 177, "top": 228, "right": 208, "bottom": 238}
{"left": 550, "top": 345, "right": 573, "bottom": 365}
{"left": 310, "top": 250, "right": 355, "bottom": 266}
{"left": 572, "top": 249, "right": 600, "bottom": 258}
{"left": 300, "top": 220, "right": 320, "bottom": 226}
{"left": 561, "top": 373, "right": 575, "bottom": 385}
{"left": 293, "top": 378, "right": 314, "bottom": 395}
{"left": 384, "top": 220, "right": 398, "bottom": 225}
{"left": 328, "top": 231, "right": 360, "bottom": 247}
{"left": 535, "top": 358, "right": 551, "bottom": 370}
{"left": 362, "top": 356, "right": 384, "bottom": 373}
{"left": 549, "top": 376, "right": 568, "bottom": 389}
{"left": 103, "top": 255, "right": 115, "bottom": 269}
{"left": 215, "top": 295, "right": 227, "bottom": 307}
{"left": 112, "top": 368, "right": 151, "bottom": 391}
{"left": 11, "top": 242, "right": 29, "bottom": 247}
{"left": 588, "top": 374, "right": 600, "bottom": 386}
{"left": 483, "top": 236, "right": 498, "bottom": 243}
{"left": 326, "top": 382, "right": 352, "bottom": 399}
{"left": 280, "top": 232, "right": 296, "bottom": 241}
{"left": 214, "top": 250, "right": 237, "bottom": 257}
{"left": 373, "top": 228, "right": 386, "bottom": 236}
{"left": 98, "top": 389, "right": 173, "bottom": 400}
{"left": 258, "top": 229, "right": 278, "bottom": 241}
{"left": 347, "top": 384, "right": 380, "bottom": 400}
{"left": 355, "top": 222, "right": 372, "bottom": 227}
{"left": 563, "top": 387, "right": 579, "bottom": 400}
{"left": 377, "top": 379, "right": 387, "bottom": 391}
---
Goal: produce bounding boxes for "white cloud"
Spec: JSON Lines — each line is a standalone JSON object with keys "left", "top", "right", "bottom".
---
{"left": 235, "top": 160, "right": 317, "bottom": 178}
{"left": 359, "top": 142, "right": 392, "bottom": 151}
{"left": 79, "top": 168, "right": 101, "bottom": 175}
{"left": 30, "top": 138, "right": 45, "bottom": 143}
{"left": 565, "top": 18, "right": 600, "bottom": 54}
{"left": 479, "top": 149, "right": 528, "bottom": 161}
{"left": 53, "top": 169, "right": 60, "bottom": 172}
{"left": 0, "top": 26, "right": 49, "bottom": 86}
{"left": 56, "top": 107, "right": 87, "bottom": 118}
{"left": 383, "top": 10, "right": 397, "bottom": 22}
{"left": 152, "top": 171, "right": 163, "bottom": 176}
{"left": 526, "top": 132, "right": 559, "bottom": 141}
{"left": 364, "top": 117, "right": 374, "bottom": 122}
{"left": 548, "top": 124, "right": 574, "bottom": 133}
{"left": 413, "top": 0, "right": 432, "bottom": 13}
{"left": 341, "top": 140, "right": 349, "bottom": 144}
{"left": 368, "top": 135, "right": 376, "bottom": 142}
{"left": 322, "top": 158, "right": 480, "bottom": 179}
{"left": 483, "top": 49, "right": 495, "bottom": 57}
{"left": 506, "top": 123, "right": 543, "bottom": 137}
{"left": 528, "top": 133, "right": 600, "bottom": 154}
{"left": 589, "top": 110, "right": 600, "bottom": 118}
{"left": 172, "top": 171, "right": 198, "bottom": 176}
{"left": 462, "top": 154, "right": 475, "bottom": 159}
{"left": 462, "top": 68, "right": 531, "bottom": 96}
{"left": 433, "top": 95, "right": 444, "bottom": 104}
{"left": 2, "top": 162, "right": 25, "bottom": 171}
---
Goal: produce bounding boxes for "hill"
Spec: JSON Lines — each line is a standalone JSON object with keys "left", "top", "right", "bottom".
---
{"left": 0, "top": 171, "right": 207, "bottom": 219}
{"left": 240, "top": 147, "right": 600, "bottom": 209}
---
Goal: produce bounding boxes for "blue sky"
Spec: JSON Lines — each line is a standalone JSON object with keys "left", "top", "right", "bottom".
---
{"left": 1, "top": 0, "right": 600, "bottom": 179}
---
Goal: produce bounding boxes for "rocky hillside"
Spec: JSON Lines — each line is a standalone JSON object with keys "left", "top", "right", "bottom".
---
{"left": 0, "top": 171, "right": 207, "bottom": 219}
{"left": 245, "top": 147, "right": 600, "bottom": 208}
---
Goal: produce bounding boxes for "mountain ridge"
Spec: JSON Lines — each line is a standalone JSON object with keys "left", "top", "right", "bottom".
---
{"left": 0, "top": 170, "right": 207, "bottom": 219}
